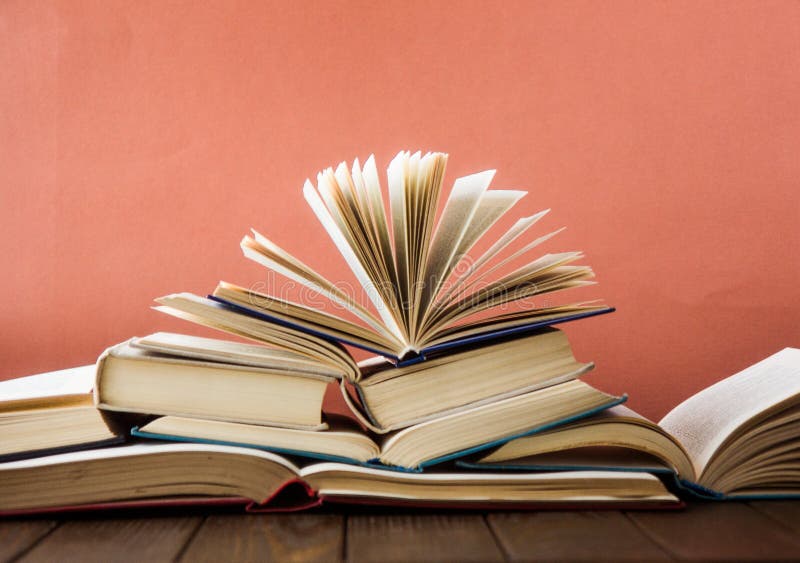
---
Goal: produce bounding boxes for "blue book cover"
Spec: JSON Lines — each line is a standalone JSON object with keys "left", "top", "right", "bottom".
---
{"left": 0, "top": 435, "right": 126, "bottom": 464}
{"left": 130, "top": 394, "right": 626, "bottom": 473}
{"left": 454, "top": 455, "right": 800, "bottom": 501}
{"left": 207, "top": 294, "right": 614, "bottom": 366}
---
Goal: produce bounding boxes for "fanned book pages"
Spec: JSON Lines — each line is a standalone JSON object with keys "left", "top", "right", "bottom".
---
{"left": 0, "top": 443, "right": 681, "bottom": 515}
{"left": 155, "top": 151, "right": 612, "bottom": 364}
{"left": 457, "top": 348, "right": 800, "bottom": 500}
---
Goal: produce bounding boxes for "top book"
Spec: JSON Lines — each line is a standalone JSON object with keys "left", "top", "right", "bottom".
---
{"left": 160, "top": 151, "right": 612, "bottom": 363}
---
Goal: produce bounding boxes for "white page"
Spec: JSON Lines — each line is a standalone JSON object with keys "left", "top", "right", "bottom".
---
{"left": 438, "top": 211, "right": 548, "bottom": 303}
{"left": 304, "top": 179, "right": 405, "bottom": 343}
{"left": 660, "top": 348, "right": 800, "bottom": 478}
{"left": 0, "top": 442, "right": 301, "bottom": 473}
{"left": 0, "top": 365, "right": 95, "bottom": 402}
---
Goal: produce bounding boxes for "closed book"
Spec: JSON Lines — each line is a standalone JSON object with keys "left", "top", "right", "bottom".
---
{"left": 0, "top": 365, "right": 124, "bottom": 463}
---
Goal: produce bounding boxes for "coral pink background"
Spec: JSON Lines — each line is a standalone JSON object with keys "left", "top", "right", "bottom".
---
{"left": 2, "top": 1, "right": 798, "bottom": 420}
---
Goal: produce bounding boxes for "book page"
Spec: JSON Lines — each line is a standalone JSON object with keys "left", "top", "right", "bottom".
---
{"left": 153, "top": 294, "right": 360, "bottom": 380}
{"left": 479, "top": 447, "right": 674, "bottom": 473}
{"left": 348, "top": 158, "right": 404, "bottom": 327}
{"left": 0, "top": 442, "right": 302, "bottom": 473}
{"left": 415, "top": 170, "right": 493, "bottom": 329}
{"left": 435, "top": 211, "right": 548, "bottom": 305}
{"left": 360, "top": 155, "right": 399, "bottom": 305}
{"left": 0, "top": 443, "right": 303, "bottom": 511}
{"left": 139, "top": 416, "right": 380, "bottom": 463}
{"left": 303, "top": 180, "right": 405, "bottom": 341}
{"left": 388, "top": 152, "right": 411, "bottom": 334}
{"left": 132, "top": 332, "right": 343, "bottom": 378}
{"left": 213, "top": 282, "right": 400, "bottom": 353}
{"left": 0, "top": 365, "right": 95, "bottom": 406}
{"left": 448, "top": 226, "right": 565, "bottom": 303}
{"left": 474, "top": 405, "right": 695, "bottom": 479}
{"left": 419, "top": 190, "right": 525, "bottom": 333}
{"left": 659, "top": 348, "right": 800, "bottom": 479}
{"left": 379, "top": 379, "right": 620, "bottom": 468}
{"left": 423, "top": 254, "right": 593, "bottom": 336}
{"left": 321, "top": 164, "right": 398, "bottom": 320}
{"left": 242, "top": 231, "right": 398, "bottom": 344}
{"left": 300, "top": 465, "right": 675, "bottom": 504}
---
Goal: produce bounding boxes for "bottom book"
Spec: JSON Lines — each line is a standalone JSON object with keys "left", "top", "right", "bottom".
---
{"left": 0, "top": 442, "right": 681, "bottom": 515}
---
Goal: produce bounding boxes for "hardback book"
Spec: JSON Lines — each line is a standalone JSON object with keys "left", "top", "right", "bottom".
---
{"left": 0, "top": 365, "right": 123, "bottom": 462}
{"left": 95, "top": 335, "right": 336, "bottom": 431}
{"left": 457, "top": 348, "right": 800, "bottom": 499}
{"left": 0, "top": 442, "right": 681, "bottom": 515}
{"left": 130, "top": 375, "right": 623, "bottom": 471}
{"left": 155, "top": 151, "right": 613, "bottom": 365}
{"left": 99, "top": 328, "right": 595, "bottom": 433}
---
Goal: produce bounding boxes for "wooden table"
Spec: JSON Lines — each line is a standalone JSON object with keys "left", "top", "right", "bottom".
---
{"left": 2, "top": 501, "right": 799, "bottom": 562}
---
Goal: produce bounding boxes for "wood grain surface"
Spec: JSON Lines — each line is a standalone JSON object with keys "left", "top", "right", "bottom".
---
{"left": 627, "top": 502, "right": 800, "bottom": 561}
{"left": 2, "top": 502, "right": 799, "bottom": 562}
{"left": 179, "top": 514, "right": 343, "bottom": 563}
{"left": 347, "top": 514, "right": 503, "bottom": 562}
{"left": 18, "top": 517, "right": 201, "bottom": 563}
{"left": 488, "top": 510, "right": 671, "bottom": 561}
{"left": 0, "top": 520, "right": 57, "bottom": 562}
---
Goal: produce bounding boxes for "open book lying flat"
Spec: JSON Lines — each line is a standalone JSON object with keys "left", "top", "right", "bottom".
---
{"left": 156, "top": 151, "right": 612, "bottom": 364}
{"left": 0, "top": 443, "right": 681, "bottom": 515}
{"left": 457, "top": 348, "right": 800, "bottom": 499}
{"left": 98, "top": 328, "right": 596, "bottom": 433}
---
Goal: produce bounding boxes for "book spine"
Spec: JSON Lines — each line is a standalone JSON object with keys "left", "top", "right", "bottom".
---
{"left": 674, "top": 477, "right": 726, "bottom": 500}
{"left": 93, "top": 346, "right": 112, "bottom": 407}
{"left": 338, "top": 379, "right": 386, "bottom": 434}
{"left": 207, "top": 295, "right": 400, "bottom": 360}
{"left": 0, "top": 436, "right": 126, "bottom": 464}
{"left": 420, "top": 307, "right": 615, "bottom": 357}
{"left": 246, "top": 478, "right": 322, "bottom": 513}
{"left": 93, "top": 337, "right": 137, "bottom": 408}
{"left": 395, "top": 353, "right": 427, "bottom": 367}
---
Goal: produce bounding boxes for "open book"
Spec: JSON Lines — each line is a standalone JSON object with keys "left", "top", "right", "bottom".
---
{"left": 0, "top": 443, "right": 680, "bottom": 515}
{"left": 458, "top": 348, "right": 800, "bottom": 499}
{"left": 156, "top": 151, "right": 612, "bottom": 364}
{"left": 130, "top": 376, "right": 623, "bottom": 471}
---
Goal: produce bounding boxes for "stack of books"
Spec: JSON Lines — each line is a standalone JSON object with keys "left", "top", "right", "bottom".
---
{"left": 2, "top": 152, "right": 799, "bottom": 515}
